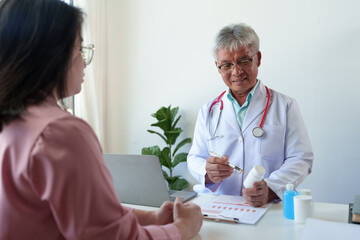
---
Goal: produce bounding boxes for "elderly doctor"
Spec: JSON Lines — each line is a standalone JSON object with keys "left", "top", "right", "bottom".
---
{"left": 187, "top": 23, "right": 314, "bottom": 207}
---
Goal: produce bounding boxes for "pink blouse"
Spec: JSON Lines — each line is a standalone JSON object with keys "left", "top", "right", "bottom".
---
{"left": 0, "top": 97, "right": 180, "bottom": 240}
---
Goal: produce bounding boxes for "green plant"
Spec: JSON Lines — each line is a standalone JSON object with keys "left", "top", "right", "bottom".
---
{"left": 141, "top": 105, "right": 192, "bottom": 191}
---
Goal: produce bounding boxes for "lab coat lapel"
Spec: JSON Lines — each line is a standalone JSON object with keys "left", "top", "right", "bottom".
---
{"left": 242, "top": 81, "right": 272, "bottom": 133}
{"left": 222, "top": 92, "right": 241, "bottom": 134}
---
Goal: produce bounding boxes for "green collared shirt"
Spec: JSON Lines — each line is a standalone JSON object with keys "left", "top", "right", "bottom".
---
{"left": 227, "top": 80, "right": 259, "bottom": 129}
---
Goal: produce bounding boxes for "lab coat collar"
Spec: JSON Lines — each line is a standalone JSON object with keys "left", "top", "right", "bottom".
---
{"left": 219, "top": 80, "right": 272, "bottom": 135}
{"left": 242, "top": 80, "right": 273, "bottom": 133}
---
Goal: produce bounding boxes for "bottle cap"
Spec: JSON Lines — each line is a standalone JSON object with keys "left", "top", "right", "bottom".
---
{"left": 252, "top": 165, "right": 265, "bottom": 178}
{"left": 298, "top": 188, "right": 312, "bottom": 196}
{"left": 294, "top": 195, "right": 313, "bottom": 204}
{"left": 286, "top": 183, "right": 294, "bottom": 191}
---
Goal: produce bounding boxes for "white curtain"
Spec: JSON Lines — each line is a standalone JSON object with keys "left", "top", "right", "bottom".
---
{"left": 73, "top": 0, "right": 107, "bottom": 147}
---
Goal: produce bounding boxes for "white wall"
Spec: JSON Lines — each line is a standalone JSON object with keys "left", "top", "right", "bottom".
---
{"left": 103, "top": 0, "right": 360, "bottom": 204}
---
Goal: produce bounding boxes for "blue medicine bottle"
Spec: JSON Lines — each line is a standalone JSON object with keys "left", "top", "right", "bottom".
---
{"left": 283, "top": 183, "right": 298, "bottom": 219}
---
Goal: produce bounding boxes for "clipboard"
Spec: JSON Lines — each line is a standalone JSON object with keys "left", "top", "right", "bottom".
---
{"left": 203, "top": 214, "right": 239, "bottom": 223}
{"left": 201, "top": 195, "right": 273, "bottom": 224}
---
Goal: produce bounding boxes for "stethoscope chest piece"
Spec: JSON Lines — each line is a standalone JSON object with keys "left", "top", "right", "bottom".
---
{"left": 252, "top": 127, "right": 264, "bottom": 138}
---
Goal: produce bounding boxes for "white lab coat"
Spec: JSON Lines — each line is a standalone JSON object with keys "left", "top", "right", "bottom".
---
{"left": 187, "top": 80, "right": 313, "bottom": 199}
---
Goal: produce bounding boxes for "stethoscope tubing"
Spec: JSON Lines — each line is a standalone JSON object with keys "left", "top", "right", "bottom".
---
{"left": 259, "top": 86, "right": 270, "bottom": 128}
{"left": 208, "top": 86, "right": 270, "bottom": 139}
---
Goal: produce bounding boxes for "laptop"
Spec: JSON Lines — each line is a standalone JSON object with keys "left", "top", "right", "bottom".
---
{"left": 103, "top": 153, "right": 198, "bottom": 207}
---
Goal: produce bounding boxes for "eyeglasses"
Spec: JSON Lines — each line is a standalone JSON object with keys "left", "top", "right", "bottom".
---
{"left": 217, "top": 56, "right": 254, "bottom": 74}
{"left": 80, "top": 44, "right": 95, "bottom": 65}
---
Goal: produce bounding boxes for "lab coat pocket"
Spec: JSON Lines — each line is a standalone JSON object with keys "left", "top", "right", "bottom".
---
{"left": 260, "top": 125, "right": 285, "bottom": 161}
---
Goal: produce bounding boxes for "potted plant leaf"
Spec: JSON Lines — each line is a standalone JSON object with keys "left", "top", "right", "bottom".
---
{"left": 141, "top": 105, "right": 192, "bottom": 191}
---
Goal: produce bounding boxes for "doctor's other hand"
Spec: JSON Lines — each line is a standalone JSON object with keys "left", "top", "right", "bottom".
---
{"left": 242, "top": 180, "right": 277, "bottom": 207}
{"left": 173, "top": 197, "right": 203, "bottom": 240}
{"left": 205, "top": 155, "right": 233, "bottom": 183}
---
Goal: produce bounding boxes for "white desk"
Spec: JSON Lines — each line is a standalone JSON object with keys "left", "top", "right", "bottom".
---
{"left": 126, "top": 194, "right": 349, "bottom": 240}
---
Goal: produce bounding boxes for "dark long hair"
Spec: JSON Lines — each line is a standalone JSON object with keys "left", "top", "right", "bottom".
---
{"left": 0, "top": 0, "right": 83, "bottom": 131}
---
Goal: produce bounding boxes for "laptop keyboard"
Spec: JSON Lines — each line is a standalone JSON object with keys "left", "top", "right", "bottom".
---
{"left": 168, "top": 190, "right": 197, "bottom": 202}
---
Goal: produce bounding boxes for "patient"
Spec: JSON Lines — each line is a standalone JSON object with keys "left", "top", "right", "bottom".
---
{"left": 0, "top": 0, "right": 202, "bottom": 239}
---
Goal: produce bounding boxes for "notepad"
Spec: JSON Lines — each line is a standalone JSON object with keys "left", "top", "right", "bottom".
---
{"left": 200, "top": 195, "right": 273, "bottom": 224}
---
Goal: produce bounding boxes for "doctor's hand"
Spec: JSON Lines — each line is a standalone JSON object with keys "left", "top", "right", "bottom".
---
{"left": 205, "top": 155, "right": 233, "bottom": 183}
{"left": 242, "top": 180, "right": 277, "bottom": 207}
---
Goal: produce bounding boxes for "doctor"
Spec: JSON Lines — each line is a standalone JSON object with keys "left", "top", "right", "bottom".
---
{"left": 187, "top": 23, "right": 314, "bottom": 207}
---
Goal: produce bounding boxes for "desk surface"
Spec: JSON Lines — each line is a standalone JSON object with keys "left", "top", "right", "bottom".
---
{"left": 125, "top": 194, "right": 349, "bottom": 240}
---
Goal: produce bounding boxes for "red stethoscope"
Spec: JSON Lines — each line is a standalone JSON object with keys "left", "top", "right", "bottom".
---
{"left": 208, "top": 86, "right": 270, "bottom": 139}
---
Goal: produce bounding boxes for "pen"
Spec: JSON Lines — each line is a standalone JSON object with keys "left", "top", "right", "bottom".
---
{"left": 203, "top": 214, "right": 239, "bottom": 223}
{"left": 209, "top": 151, "right": 244, "bottom": 173}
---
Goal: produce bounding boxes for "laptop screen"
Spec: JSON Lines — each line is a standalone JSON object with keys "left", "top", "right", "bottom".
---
{"left": 103, "top": 154, "right": 172, "bottom": 207}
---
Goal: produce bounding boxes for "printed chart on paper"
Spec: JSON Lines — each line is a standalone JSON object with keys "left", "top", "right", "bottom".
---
{"left": 201, "top": 195, "right": 273, "bottom": 224}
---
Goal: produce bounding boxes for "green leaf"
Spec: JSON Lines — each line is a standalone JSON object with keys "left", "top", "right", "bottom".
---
{"left": 172, "top": 115, "right": 181, "bottom": 129}
{"left": 141, "top": 146, "right": 161, "bottom": 157}
{"left": 160, "top": 147, "right": 171, "bottom": 169}
{"left": 162, "top": 170, "right": 169, "bottom": 178}
{"left": 173, "top": 138, "right": 192, "bottom": 156}
{"left": 165, "top": 176, "right": 180, "bottom": 184}
{"left": 170, "top": 107, "right": 179, "bottom": 123}
{"left": 147, "top": 129, "right": 167, "bottom": 142}
{"left": 166, "top": 175, "right": 182, "bottom": 190}
{"left": 165, "top": 128, "right": 182, "bottom": 145}
{"left": 151, "top": 106, "right": 172, "bottom": 131}
{"left": 172, "top": 152, "right": 188, "bottom": 167}
{"left": 153, "top": 106, "right": 169, "bottom": 120}
{"left": 173, "top": 178, "right": 188, "bottom": 191}
{"left": 165, "top": 129, "right": 182, "bottom": 134}
{"left": 151, "top": 118, "right": 169, "bottom": 131}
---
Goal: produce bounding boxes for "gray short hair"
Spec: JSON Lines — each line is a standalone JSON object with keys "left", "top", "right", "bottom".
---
{"left": 213, "top": 23, "right": 260, "bottom": 59}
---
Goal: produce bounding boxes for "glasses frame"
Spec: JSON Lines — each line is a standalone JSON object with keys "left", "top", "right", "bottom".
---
{"left": 217, "top": 55, "right": 254, "bottom": 74}
{"left": 80, "top": 44, "right": 95, "bottom": 65}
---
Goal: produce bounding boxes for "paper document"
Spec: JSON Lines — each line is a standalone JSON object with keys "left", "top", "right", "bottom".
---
{"left": 201, "top": 195, "right": 273, "bottom": 224}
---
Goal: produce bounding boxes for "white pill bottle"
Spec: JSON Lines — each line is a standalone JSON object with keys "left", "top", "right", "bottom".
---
{"left": 243, "top": 165, "right": 266, "bottom": 188}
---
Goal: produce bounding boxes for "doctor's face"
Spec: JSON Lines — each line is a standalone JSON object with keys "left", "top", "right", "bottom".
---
{"left": 215, "top": 45, "right": 261, "bottom": 97}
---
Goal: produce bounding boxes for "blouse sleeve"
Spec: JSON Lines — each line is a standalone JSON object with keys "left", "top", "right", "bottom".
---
{"left": 27, "top": 116, "right": 180, "bottom": 240}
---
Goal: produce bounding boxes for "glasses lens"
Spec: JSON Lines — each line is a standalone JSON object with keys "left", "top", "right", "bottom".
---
{"left": 81, "top": 50, "right": 88, "bottom": 65}
{"left": 219, "top": 63, "right": 233, "bottom": 74}
{"left": 238, "top": 59, "right": 252, "bottom": 66}
{"left": 220, "top": 58, "right": 253, "bottom": 74}
{"left": 81, "top": 44, "right": 94, "bottom": 65}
